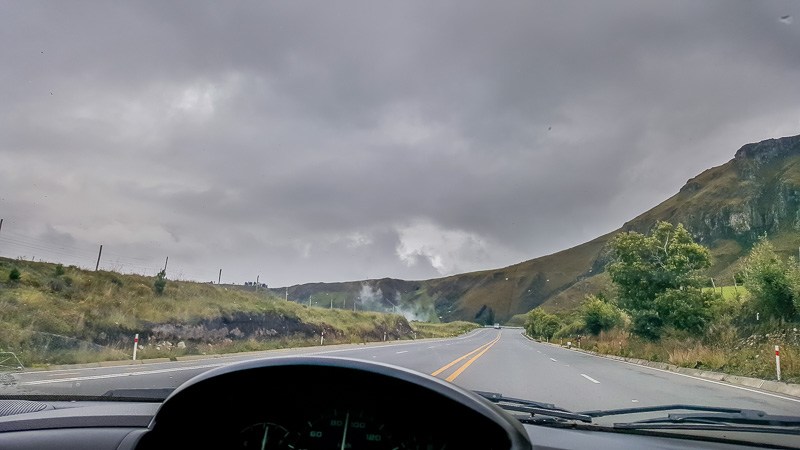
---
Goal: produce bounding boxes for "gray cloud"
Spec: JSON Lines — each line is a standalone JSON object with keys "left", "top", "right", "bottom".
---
{"left": 1, "top": 1, "right": 799, "bottom": 286}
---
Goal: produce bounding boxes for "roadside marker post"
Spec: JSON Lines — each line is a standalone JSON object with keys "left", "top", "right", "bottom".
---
{"left": 133, "top": 334, "right": 139, "bottom": 361}
{"left": 775, "top": 345, "right": 781, "bottom": 381}
{"left": 320, "top": 330, "right": 325, "bottom": 346}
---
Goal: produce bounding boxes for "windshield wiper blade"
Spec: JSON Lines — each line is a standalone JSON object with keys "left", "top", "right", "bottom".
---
{"left": 580, "top": 404, "right": 800, "bottom": 434}
{"left": 474, "top": 391, "right": 593, "bottom": 423}
{"left": 101, "top": 388, "right": 174, "bottom": 401}
{"left": 580, "top": 404, "right": 745, "bottom": 418}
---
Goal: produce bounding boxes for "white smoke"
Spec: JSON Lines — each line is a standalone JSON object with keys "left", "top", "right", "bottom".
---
{"left": 357, "top": 283, "right": 433, "bottom": 322}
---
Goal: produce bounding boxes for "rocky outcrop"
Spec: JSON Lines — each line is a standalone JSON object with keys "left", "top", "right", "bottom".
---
{"left": 627, "top": 134, "right": 800, "bottom": 245}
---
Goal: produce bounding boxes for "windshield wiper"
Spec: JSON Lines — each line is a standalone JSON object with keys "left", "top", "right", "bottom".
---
{"left": 101, "top": 388, "right": 175, "bottom": 401}
{"left": 474, "top": 391, "right": 593, "bottom": 423}
{"left": 580, "top": 404, "right": 800, "bottom": 435}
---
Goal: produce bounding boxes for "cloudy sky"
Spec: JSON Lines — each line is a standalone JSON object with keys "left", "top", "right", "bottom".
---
{"left": 1, "top": 1, "right": 798, "bottom": 286}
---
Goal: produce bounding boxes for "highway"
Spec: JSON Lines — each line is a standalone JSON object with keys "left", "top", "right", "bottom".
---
{"left": 7, "top": 329, "right": 800, "bottom": 418}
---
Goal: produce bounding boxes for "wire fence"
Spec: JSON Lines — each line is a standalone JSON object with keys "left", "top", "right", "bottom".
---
{"left": 0, "top": 228, "right": 212, "bottom": 281}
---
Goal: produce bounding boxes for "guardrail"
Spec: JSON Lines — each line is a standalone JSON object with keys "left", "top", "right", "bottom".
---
{"left": 0, "top": 352, "right": 24, "bottom": 371}
{"left": 0, "top": 352, "right": 24, "bottom": 386}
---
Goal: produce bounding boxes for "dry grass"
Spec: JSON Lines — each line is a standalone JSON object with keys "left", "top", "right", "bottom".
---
{"left": 582, "top": 330, "right": 799, "bottom": 383}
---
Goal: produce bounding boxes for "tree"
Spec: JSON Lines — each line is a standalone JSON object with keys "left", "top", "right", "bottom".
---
{"left": 607, "top": 221, "right": 712, "bottom": 339}
{"left": 581, "top": 294, "right": 622, "bottom": 335}
{"left": 742, "top": 238, "right": 800, "bottom": 321}
{"left": 153, "top": 269, "right": 167, "bottom": 295}
{"left": 8, "top": 267, "right": 21, "bottom": 282}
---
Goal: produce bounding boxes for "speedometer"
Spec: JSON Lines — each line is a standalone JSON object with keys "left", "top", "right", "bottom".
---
{"left": 300, "top": 408, "right": 389, "bottom": 449}
{"left": 238, "top": 422, "right": 299, "bottom": 449}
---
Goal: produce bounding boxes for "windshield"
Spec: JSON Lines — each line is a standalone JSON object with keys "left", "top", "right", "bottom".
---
{"left": 1, "top": 1, "right": 799, "bottom": 446}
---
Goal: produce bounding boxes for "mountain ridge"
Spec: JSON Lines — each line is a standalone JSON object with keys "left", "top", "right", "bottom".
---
{"left": 271, "top": 133, "right": 800, "bottom": 322}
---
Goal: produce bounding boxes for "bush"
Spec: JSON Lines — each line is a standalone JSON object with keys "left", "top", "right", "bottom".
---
{"left": 8, "top": 267, "right": 21, "bottom": 282}
{"left": 54, "top": 264, "right": 65, "bottom": 277}
{"left": 554, "top": 319, "right": 585, "bottom": 339}
{"left": 153, "top": 269, "right": 167, "bottom": 295}
{"left": 525, "top": 309, "right": 561, "bottom": 340}
{"left": 49, "top": 278, "right": 67, "bottom": 292}
{"left": 581, "top": 295, "right": 622, "bottom": 335}
{"left": 742, "top": 238, "right": 800, "bottom": 321}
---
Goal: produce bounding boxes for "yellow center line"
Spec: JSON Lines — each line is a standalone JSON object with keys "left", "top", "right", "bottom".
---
{"left": 445, "top": 336, "right": 500, "bottom": 382}
{"left": 430, "top": 334, "right": 500, "bottom": 377}
{"left": 430, "top": 338, "right": 495, "bottom": 377}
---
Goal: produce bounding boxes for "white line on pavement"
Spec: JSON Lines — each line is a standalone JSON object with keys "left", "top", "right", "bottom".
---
{"left": 20, "top": 363, "right": 224, "bottom": 386}
{"left": 549, "top": 358, "right": 557, "bottom": 362}
{"left": 575, "top": 349, "right": 800, "bottom": 404}
{"left": 581, "top": 374, "right": 600, "bottom": 384}
{"left": 396, "top": 351, "right": 408, "bottom": 354}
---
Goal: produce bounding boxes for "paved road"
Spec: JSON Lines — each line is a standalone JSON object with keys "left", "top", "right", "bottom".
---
{"left": 6, "top": 329, "right": 799, "bottom": 418}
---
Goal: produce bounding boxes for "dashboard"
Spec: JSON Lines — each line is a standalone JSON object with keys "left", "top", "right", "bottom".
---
{"left": 136, "top": 356, "right": 526, "bottom": 449}
{"left": 0, "top": 356, "right": 791, "bottom": 450}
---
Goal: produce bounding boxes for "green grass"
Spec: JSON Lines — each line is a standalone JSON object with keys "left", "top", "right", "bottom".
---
{"left": 701, "top": 285, "right": 749, "bottom": 300}
{"left": 0, "top": 258, "right": 475, "bottom": 367}
{"left": 410, "top": 321, "right": 480, "bottom": 338}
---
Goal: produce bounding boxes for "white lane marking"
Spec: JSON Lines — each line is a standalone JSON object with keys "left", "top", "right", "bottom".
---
{"left": 428, "top": 346, "right": 438, "bottom": 349}
{"left": 19, "top": 363, "right": 224, "bottom": 386}
{"left": 632, "top": 399, "right": 639, "bottom": 403}
{"left": 549, "top": 358, "right": 557, "bottom": 362}
{"left": 575, "top": 349, "right": 800, "bottom": 404}
{"left": 581, "top": 374, "right": 600, "bottom": 384}
{"left": 395, "top": 351, "right": 408, "bottom": 354}
{"left": 18, "top": 331, "right": 490, "bottom": 384}
{"left": 536, "top": 351, "right": 541, "bottom": 353}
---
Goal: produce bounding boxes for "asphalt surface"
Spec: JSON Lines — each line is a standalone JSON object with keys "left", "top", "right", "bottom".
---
{"left": 5, "top": 329, "right": 800, "bottom": 418}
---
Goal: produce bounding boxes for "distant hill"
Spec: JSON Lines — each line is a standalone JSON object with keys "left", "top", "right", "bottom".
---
{"left": 274, "top": 134, "right": 800, "bottom": 322}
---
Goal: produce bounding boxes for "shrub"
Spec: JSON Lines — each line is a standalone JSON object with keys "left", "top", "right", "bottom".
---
{"left": 54, "top": 264, "right": 65, "bottom": 277}
{"left": 8, "top": 267, "right": 21, "bottom": 282}
{"left": 525, "top": 309, "right": 561, "bottom": 340}
{"left": 153, "top": 269, "right": 167, "bottom": 295}
{"left": 581, "top": 294, "right": 622, "bottom": 335}
{"left": 49, "top": 278, "right": 67, "bottom": 292}
{"left": 742, "top": 238, "right": 800, "bottom": 321}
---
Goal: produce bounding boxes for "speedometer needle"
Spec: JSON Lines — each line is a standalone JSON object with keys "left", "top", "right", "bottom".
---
{"left": 261, "top": 425, "right": 269, "bottom": 450}
{"left": 340, "top": 412, "right": 350, "bottom": 450}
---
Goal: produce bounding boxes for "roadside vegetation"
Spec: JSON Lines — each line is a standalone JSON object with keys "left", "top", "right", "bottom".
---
{"left": 0, "top": 259, "right": 477, "bottom": 367}
{"left": 525, "top": 221, "right": 800, "bottom": 383}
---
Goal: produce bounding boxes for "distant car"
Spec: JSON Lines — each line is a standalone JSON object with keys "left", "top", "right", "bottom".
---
{"left": 494, "top": 323, "right": 501, "bottom": 329}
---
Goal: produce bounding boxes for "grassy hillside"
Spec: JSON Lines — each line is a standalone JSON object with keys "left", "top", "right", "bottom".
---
{"left": 0, "top": 258, "right": 475, "bottom": 367}
{"left": 278, "top": 134, "right": 800, "bottom": 323}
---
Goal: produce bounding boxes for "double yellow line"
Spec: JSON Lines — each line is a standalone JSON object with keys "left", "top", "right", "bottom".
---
{"left": 431, "top": 334, "right": 501, "bottom": 382}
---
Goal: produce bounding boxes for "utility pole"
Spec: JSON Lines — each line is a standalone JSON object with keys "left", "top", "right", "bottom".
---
{"left": 256, "top": 275, "right": 260, "bottom": 291}
{"left": 218, "top": 269, "right": 222, "bottom": 285}
{"left": 285, "top": 287, "right": 288, "bottom": 301}
{"left": 163, "top": 256, "right": 169, "bottom": 273}
{"left": 95, "top": 245, "right": 103, "bottom": 271}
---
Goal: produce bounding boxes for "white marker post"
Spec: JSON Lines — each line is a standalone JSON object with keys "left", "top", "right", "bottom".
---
{"left": 775, "top": 345, "right": 781, "bottom": 381}
{"left": 133, "top": 334, "right": 139, "bottom": 361}
{"left": 320, "top": 330, "right": 325, "bottom": 346}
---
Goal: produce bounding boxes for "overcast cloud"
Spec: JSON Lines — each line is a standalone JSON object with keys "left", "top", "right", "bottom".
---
{"left": 1, "top": 1, "right": 798, "bottom": 286}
